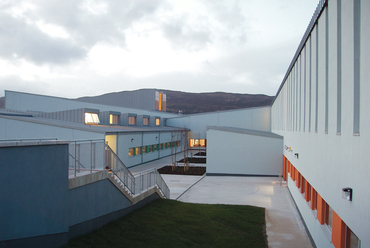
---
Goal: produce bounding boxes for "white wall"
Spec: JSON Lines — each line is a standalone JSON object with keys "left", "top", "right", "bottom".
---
{"left": 167, "top": 106, "right": 271, "bottom": 139}
{"left": 271, "top": 0, "right": 370, "bottom": 246}
{"left": 206, "top": 127, "right": 283, "bottom": 176}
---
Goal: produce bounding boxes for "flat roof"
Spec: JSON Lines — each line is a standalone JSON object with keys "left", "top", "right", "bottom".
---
{"left": 0, "top": 114, "right": 186, "bottom": 134}
{"left": 206, "top": 126, "right": 283, "bottom": 139}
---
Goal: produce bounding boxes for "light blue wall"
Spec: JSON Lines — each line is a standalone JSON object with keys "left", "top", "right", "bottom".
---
{"left": 167, "top": 106, "right": 271, "bottom": 139}
{"left": 69, "top": 179, "right": 132, "bottom": 228}
{"left": 0, "top": 143, "right": 69, "bottom": 246}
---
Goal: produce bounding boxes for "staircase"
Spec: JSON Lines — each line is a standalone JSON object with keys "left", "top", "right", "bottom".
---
{"left": 69, "top": 139, "right": 170, "bottom": 202}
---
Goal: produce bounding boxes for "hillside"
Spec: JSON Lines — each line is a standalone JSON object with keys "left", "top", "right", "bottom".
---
{"left": 165, "top": 90, "right": 273, "bottom": 114}
{"left": 77, "top": 89, "right": 273, "bottom": 114}
{"left": 0, "top": 90, "right": 274, "bottom": 114}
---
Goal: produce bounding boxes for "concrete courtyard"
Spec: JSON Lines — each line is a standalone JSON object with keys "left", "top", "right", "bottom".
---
{"left": 130, "top": 155, "right": 313, "bottom": 248}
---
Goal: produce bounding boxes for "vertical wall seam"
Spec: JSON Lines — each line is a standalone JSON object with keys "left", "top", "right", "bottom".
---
{"left": 325, "top": 6, "right": 329, "bottom": 134}
{"left": 337, "top": 0, "right": 342, "bottom": 134}
{"left": 353, "top": 0, "right": 361, "bottom": 134}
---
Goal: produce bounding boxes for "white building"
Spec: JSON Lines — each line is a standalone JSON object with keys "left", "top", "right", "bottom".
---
{"left": 271, "top": 0, "right": 368, "bottom": 247}
{"left": 0, "top": 0, "right": 368, "bottom": 247}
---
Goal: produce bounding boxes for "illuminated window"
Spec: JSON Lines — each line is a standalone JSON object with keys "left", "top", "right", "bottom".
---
{"left": 143, "top": 117, "right": 149, "bottom": 126}
{"left": 109, "top": 114, "right": 119, "bottom": 124}
{"left": 155, "top": 118, "right": 160, "bottom": 126}
{"left": 128, "top": 148, "right": 134, "bottom": 157}
{"left": 189, "top": 139, "right": 206, "bottom": 147}
{"left": 135, "top": 147, "right": 141, "bottom": 155}
{"left": 148, "top": 145, "right": 152, "bottom": 153}
{"left": 129, "top": 116, "right": 136, "bottom": 125}
{"left": 85, "top": 113, "right": 100, "bottom": 124}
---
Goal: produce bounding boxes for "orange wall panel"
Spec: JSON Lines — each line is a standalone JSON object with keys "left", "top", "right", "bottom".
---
{"left": 305, "top": 180, "right": 310, "bottom": 202}
{"left": 283, "top": 156, "right": 287, "bottom": 181}
{"left": 316, "top": 193, "right": 326, "bottom": 225}
{"left": 332, "top": 211, "right": 346, "bottom": 248}
{"left": 310, "top": 187, "right": 316, "bottom": 210}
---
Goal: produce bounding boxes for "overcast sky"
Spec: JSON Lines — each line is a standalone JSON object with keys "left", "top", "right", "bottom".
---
{"left": 0, "top": 0, "right": 319, "bottom": 98}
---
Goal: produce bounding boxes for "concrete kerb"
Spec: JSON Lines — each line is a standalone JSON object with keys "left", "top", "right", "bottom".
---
{"left": 176, "top": 174, "right": 206, "bottom": 200}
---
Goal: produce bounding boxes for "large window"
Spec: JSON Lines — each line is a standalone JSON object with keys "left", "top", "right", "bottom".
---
{"left": 85, "top": 113, "right": 100, "bottom": 124}
{"left": 129, "top": 116, "right": 136, "bottom": 125}
{"left": 190, "top": 139, "right": 206, "bottom": 147}
{"left": 109, "top": 114, "right": 119, "bottom": 124}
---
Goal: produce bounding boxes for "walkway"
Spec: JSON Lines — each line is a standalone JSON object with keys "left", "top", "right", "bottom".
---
{"left": 129, "top": 155, "right": 313, "bottom": 248}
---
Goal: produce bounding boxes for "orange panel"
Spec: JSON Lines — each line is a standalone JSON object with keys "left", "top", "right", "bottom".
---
{"left": 300, "top": 176, "right": 305, "bottom": 194}
{"left": 283, "top": 157, "right": 287, "bottom": 181}
{"left": 316, "top": 193, "right": 326, "bottom": 225}
{"left": 310, "top": 187, "right": 316, "bottom": 210}
{"left": 332, "top": 210, "right": 346, "bottom": 248}
{"left": 305, "top": 180, "right": 310, "bottom": 202}
{"left": 296, "top": 171, "right": 300, "bottom": 188}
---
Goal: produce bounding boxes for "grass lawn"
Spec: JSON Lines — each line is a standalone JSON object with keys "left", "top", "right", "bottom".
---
{"left": 64, "top": 199, "right": 267, "bottom": 248}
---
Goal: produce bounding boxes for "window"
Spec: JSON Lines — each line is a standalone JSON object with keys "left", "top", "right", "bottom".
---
{"left": 325, "top": 203, "right": 333, "bottom": 230}
{"left": 85, "top": 113, "right": 100, "bottom": 124}
{"left": 135, "top": 147, "right": 141, "bottom": 155}
{"left": 189, "top": 139, "right": 206, "bottom": 147}
{"left": 109, "top": 114, "right": 119, "bottom": 124}
{"left": 155, "top": 118, "right": 160, "bottom": 126}
{"left": 148, "top": 145, "right": 152, "bottom": 153}
{"left": 346, "top": 227, "right": 360, "bottom": 248}
{"left": 129, "top": 116, "right": 136, "bottom": 125}
{"left": 143, "top": 117, "right": 149, "bottom": 126}
{"left": 128, "top": 148, "right": 134, "bottom": 157}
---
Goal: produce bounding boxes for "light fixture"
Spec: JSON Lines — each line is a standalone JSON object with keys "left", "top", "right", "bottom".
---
{"left": 131, "top": 138, "right": 134, "bottom": 142}
{"left": 342, "top": 187, "right": 353, "bottom": 201}
{"left": 294, "top": 153, "right": 299, "bottom": 159}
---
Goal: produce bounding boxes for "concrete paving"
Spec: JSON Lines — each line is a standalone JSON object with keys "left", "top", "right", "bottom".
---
{"left": 161, "top": 174, "right": 204, "bottom": 199}
{"left": 177, "top": 176, "right": 313, "bottom": 248}
{"left": 129, "top": 155, "right": 313, "bottom": 248}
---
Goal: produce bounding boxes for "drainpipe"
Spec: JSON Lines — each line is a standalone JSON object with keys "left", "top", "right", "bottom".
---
{"left": 141, "top": 131, "right": 144, "bottom": 164}
{"left": 158, "top": 131, "right": 161, "bottom": 159}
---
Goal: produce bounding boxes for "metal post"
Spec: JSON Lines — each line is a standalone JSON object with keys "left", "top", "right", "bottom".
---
{"left": 74, "top": 142, "right": 77, "bottom": 177}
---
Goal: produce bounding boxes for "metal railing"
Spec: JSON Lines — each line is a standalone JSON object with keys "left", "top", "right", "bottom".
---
{"left": 69, "top": 139, "right": 105, "bottom": 177}
{"left": 104, "top": 144, "right": 135, "bottom": 195}
{"left": 68, "top": 139, "right": 170, "bottom": 198}
{"left": 133, "top": 168, "right": 170, "bottom": 198}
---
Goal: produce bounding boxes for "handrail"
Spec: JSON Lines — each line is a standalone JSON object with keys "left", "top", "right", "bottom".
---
{"left": 104, "top": 144, "right": 136, "bottom": 195}
{"left": 68, "top": 139, "right": 170, "bottom": 198}
{"left": 104, "top": 145, "right": 170, "bottom": 198}
{"left": 0, "top": 138, "right": 58, "bottom": 143}
{"left": 133, "top": 168, "right": 170, "bottom": 198}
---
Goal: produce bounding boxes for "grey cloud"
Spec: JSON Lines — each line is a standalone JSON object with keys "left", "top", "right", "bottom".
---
{"left": 0, "top": 12, "right": 87, "bottom": 64}
{"left": 0, "top": 75, "right": 50, "bottom": 96}
{"left": 162, "top": 17, "right": 212, "bottom": 51}
{"left": 0, "top": 0, "right": 163, "bottom": 64}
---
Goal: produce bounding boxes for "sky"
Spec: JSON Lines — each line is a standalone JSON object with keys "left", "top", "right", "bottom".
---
{"left": 0, "top": 0, "right": 320, "bottom": 98}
